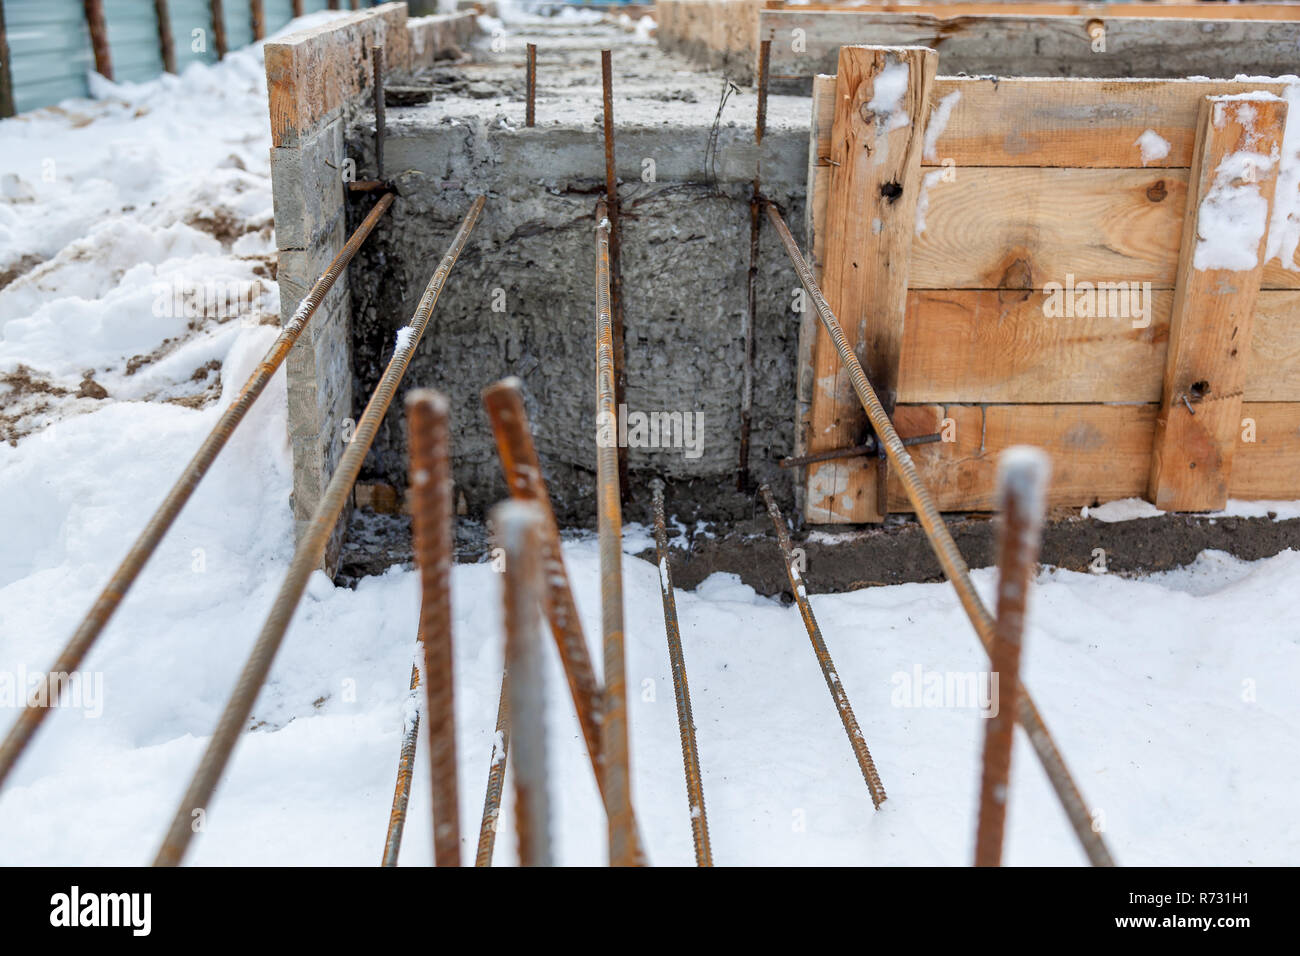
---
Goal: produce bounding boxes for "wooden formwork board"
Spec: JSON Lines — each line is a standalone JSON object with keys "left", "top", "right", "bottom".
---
{"left": 800, "top": 48, "right": 1300, "bottom": 522}
{"left": 655, "top": 1, "right": 1300, "bottom": 81}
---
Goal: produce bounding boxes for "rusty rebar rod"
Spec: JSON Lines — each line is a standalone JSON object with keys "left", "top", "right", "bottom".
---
{"left": 764, "top": 201, "right": 1115, "bottom": 866}
{"left": 600, "top": 50, "right": 630, "bottom": 502}
{"left": 482, "top": 378, "right": 644, "bottom": 861}
{"left": 650, "top": 479, "right": 713, "bottom": 865}
{"left": 0, "top": 192, "right": 395, "bottom": 795}
{"left": 738, "top": 38, "right": 771, "bottom": 491}
{"left": 759, "top": 484, "right": 886, "bottom": 809}
{"left": 474, "top": 668, "right": 510, "bottom": 866}
{"left": 408, "top": 389, "right": 460, "bottom": 867}
{"left": 372, "top": 45, "right": 386, "bottom": 182}
{"left": 152, "top": 195, "right": 483, "bottom": 867}
{"left": 496, "top": 501, "right": 553, "bottom": 866}
{"left": 596, "top": 201, "right": 641, "bottom": 867}
{"left": 381, "top": 662, "right": 421, "bottom": 866}
{"left": 482, "top": 380, "right": 603, "bottom": 777}
{"left": 526, "top": 43, "right": 537, "bottom": 127}
{"left": 976, "top": 448, "right": 1048, "bottom": 867}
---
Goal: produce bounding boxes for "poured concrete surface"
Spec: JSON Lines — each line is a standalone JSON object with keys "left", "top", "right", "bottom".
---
{"left": 343, "top": 22, "right": 815, "bottom": 525}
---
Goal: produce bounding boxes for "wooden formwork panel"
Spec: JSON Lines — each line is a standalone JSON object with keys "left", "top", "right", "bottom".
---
{"left": 657, "top": 1, "right": 1300, "bottom": 79}
{"left": 800, "top": 48, "right": 1300, "bottom": 522}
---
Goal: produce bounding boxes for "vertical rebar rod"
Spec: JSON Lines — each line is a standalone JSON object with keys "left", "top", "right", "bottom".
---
{"left": 738, "top": 38, "right": 771, "bottom": 492}
{"left": 482, "top": 379, "right": 644, "bottom": 860}
{"left": 496, "top": 501, "right": 553, "bottom": 867}
{"left": 0, "top": 192, "right": 395, "bottom": 794}
{"left": 474, "top": 668, "right": 510, "bottom": 866}
{"left": 975, "top": 448, "right": 1048, "bottom": 867}
{"left": 408, "top": 389, "right": 460, "bottom": 867}
{"left": 380, "top": 662, "right": 421, "bottom": 866}
{"left": 650, "top": 479, "right": 713, "bottom": 865}
{"left": 596, "top": 202, "right": 640, "bottom": 867}
{"left": 525, "top": 43, "right": 536, "bottom": 127}
{"left": 154, "top": 0, "right": 176, "bottom": 75}
{"left": 152, "top": 195, "right": 483, "bottom": 867}
{"left": 372, "top": 45, "right": 386, "bottom": 182}
{"left": 764, "top": 202, "right": 1115, "bottom": 866}
{"left": 482, "top": 379, "right": 603, "bottom": 782}
{"left": 759, "top": 484, "right": 887, "bottom": 809}
{"left": 600, "top": 50, "right": 630, "bottom": 502}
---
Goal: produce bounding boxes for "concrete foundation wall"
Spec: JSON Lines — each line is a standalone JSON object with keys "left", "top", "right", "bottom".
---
{"left": 344, "top": 108, "right": 813, "bottom": 526}
{"left": 266, "top": 3, "right": 476, "bottom": 566}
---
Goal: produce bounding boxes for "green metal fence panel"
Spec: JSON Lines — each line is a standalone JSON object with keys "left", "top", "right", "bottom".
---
{"left": 103, "top": 0, "right": 164, "bottom": 84}
{"left": 5, "top": 0, "right": 94, "bottom": 111}
{"left": 167, "top": 0, "right": 219, "bottom": 72}
{"left": 223, "top": 0, "right": 253, "bottom": 51}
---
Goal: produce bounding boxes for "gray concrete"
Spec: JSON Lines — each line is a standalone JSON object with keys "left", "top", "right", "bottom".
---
{"left": 342, "top": 25, "right": 818, "bottom": 525}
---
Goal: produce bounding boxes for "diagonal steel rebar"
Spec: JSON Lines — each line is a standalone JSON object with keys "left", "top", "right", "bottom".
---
{"left": 152, "top": 195, "right": 483, "bottom": 866}
{"left": 650, "top": 479, "right": 713, "bottom": 865}
{"left": 0, "top": 193, "right": 395, "bottom": 795}
{"left": 760, "top": 484, "right": 887, "bottom": 809}
{"left": 380, "top": 661, "right": 421, "bottom": 866}
{"left": 474, "top": 667, "right": 510, "bottom": 867}
{"left": 765, "top": 201, "right": 1115, "bottom": 866}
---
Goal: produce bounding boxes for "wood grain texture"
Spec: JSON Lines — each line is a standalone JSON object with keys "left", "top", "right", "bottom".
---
{"left": 266, "top": 3, "right": 413, "bottom": 148}
{"left": 1147, "top": 95, "right": 1288, "bottom": 511}
{"left": 762, "top": 10, "right": 1300, "bottom": 80}
{"left": 805, "top": 46, "right": 935, "bottom": 524}
{"left": 910, "top": 167, "right": 1190, "bottom": 290}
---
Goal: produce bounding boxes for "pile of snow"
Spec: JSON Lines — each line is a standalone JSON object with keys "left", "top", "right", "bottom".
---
{"left": 0, "top": 13, "right": 345, "bottom": 443}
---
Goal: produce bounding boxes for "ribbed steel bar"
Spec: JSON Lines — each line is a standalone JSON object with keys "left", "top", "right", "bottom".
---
{"left": 600, "top": 50, "right": 629, "bottom": 501}
{"left": 650, "top": 479, "right": 713, "bottom": 866}
{"left": 759, "top": 484, "right": 886, "bottom": 809}
{"left": 380, "top": 662, "right": 421, "bottom": 867}
{"left": 738, "top": 37, "right": 771, "bottom": 491}
{"left": 152, "top": 195, "right": 483, "bottom": 866}
{"left": 372, "top": 45, "right": 386, "bottom": 182}
{"left": 474, "top": 668, "right": 510, "bottom": 867}
{"left": 408, "top": 389, "right": 460, "bottom": 867}
{"left": 483, "top": 380, "right": 643, "bottom": 859}
{"left": 0, "top": 192, "right": 395, "bottom": 794}
{"left": 764, "top": 201, "right": 1115, "bottom": 866}
{"left": 496, "top": 501, "right": 553, "bottom": 867}
{"left": 526, "top": 43, "right": 537, "bottom": 127}
{"left": 595, "top": 201, "right": 640, "bottom": 867}
{"left": 482, "top": 380, "right": 603, "bottom": 774}
{"left": 976, "top": 448, "right": 1048, "bottom": 867}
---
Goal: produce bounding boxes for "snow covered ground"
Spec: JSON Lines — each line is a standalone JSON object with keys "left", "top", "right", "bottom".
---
{"left": 1, "top": 13, "right": 1298, "bottom": 867}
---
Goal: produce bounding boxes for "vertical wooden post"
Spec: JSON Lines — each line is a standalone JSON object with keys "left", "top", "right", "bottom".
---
{"left": 210, "top": 0, "right": 228, "bottom": 60}
{"left": 0, "top": 0, "right": 16, "bottom": 118}
{"left": 804, "top": 45, "right": 935, "bottom": 523}
{"left": 251, "top": 0, "right": 265, "bottom": 41}
{"left": 154, "top": 0, "right": 176, "bottom": 74}
{"left": 83, "top": 0, "right": 113, "bottom": 81}
{"left": 293, "top": 0, "right": 304, "bottom": 18}
{"left": 1147, "top": 94, "right": 1288, "bottom": 511}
